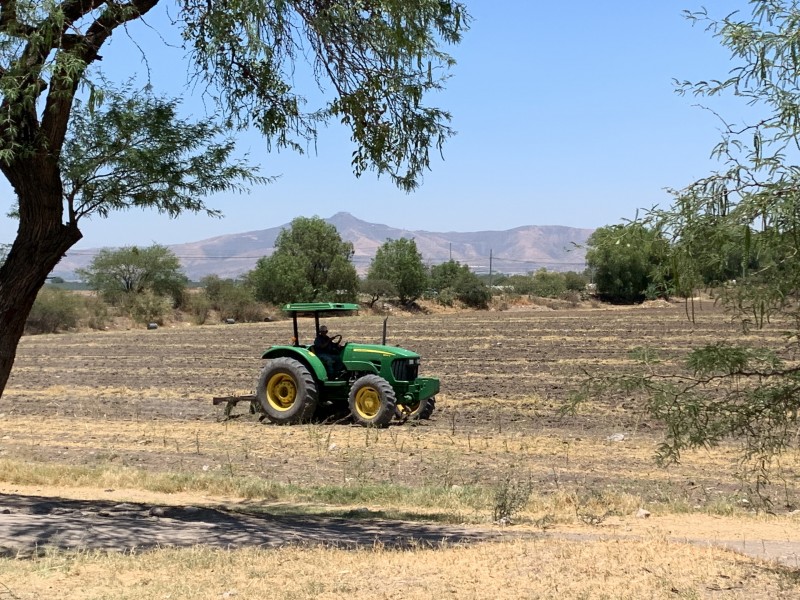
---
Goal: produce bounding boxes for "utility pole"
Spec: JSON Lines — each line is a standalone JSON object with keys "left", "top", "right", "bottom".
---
{"left": 489, "top": 249, "right": 493, "bottom": 289}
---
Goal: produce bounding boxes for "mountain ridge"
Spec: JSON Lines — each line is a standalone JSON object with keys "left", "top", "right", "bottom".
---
{"left": 53, "top": 212, "right": 594, "bottom": 280}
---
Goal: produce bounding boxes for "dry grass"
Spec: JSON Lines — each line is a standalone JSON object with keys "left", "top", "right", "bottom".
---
{"left": 3, "top": 402, "right": 799, "bottom": 533}
{"left": 0, "top": 537, "right": 797, "bottom": 600}
{"left": 1, "top": 408, "right": 797, "bottom": 522}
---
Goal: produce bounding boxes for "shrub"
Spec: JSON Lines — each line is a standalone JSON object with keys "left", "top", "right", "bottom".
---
{"left": 455, "top": 277, "right": 491, "bottom": 309}
{"left": 436, "top": 288, "right": 456, "bottom": 307}
{"left": 530, "top": 269, "right": 567, "bottom": 299}
{"left": 25, "top": 287, "right": 83, "bottom": 334}
{"left": 215, "top": 284, "right": 264, "bottom": 322}
{"left": 83, "top": 295, "right": 111, "bottom": 330}
{"left": 559, "top": 290, "right": 583, "bottom": 306}
{"left": 493, "top": 473, "right": 534, "bottom": 523}
{"left": 185, "top": 291, "right": 212, "bottom": 325}
{"left": 563, "top": 271, "right": 588, "bottom": 291}
{"left": 200, "top": 275, "right": 228, "bottom": 304}
{"left": 506, "top": 274, "right": 535, "bottom": 295}
{"left": 198, "top": 276, "right": 264, "bottom": 322}
{"left": 126, "top": 291, "right": 172, "bottom": 325}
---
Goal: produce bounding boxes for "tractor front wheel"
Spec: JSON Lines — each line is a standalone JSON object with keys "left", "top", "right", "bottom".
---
{"left": 348, "top": 375, "right": 396, "bottom": 428}
{"left": 409, "top": 396, "right": 436, "bottom": 421}
{"left": 257, "top": 358, "right": 318, "bottom": 425}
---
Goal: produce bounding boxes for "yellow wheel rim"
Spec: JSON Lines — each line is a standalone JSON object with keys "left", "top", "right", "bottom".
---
{"left": 266, "top": 373, "right": 298, "bottom": 411}
{"left": 354, "top": 386, "right": 381, "bottom": 419}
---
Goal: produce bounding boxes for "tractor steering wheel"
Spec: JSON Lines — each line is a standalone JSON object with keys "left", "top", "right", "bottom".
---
{"left": 330, "top": 334, "right": 342, "bottom": 345}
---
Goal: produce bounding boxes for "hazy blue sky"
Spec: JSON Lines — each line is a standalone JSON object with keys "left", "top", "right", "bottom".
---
{"left": 0, "top": 1, "right": 755, "bottom": 249}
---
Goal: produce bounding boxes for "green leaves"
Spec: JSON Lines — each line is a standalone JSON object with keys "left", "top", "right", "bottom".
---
{"left": 585, "top": 223, "right": 671, "bottom": 303}
{"left": 1, "top": 0, "right": 469, "bottom": 197}
{"left": 685, "top": 342, "right": 781, "bottom": 377}
{"left": 61, "top": 83, "right": 267, "bottom": 223}
{"left": 178, "top": 0, "right": 469, "bottom": 191}
{"left": 76, "top": 244, "right": 188, "bottom": 305}
{"left": 368, "top": 237, "right": 427, "bottom": 304}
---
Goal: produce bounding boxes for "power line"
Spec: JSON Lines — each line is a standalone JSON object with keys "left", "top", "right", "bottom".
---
{"left": 63, "top": 250, "right": 587, "bottom": 274}
{"left": 65, "top": 250, "right": 585, "bottom": 264}
{"left": 66, "top": 251, "right": 270, "bottom": 260}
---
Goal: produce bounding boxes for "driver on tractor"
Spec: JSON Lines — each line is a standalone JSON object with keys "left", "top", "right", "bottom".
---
{"left": 313, "top": 324, "right": 344, "bottom": 378}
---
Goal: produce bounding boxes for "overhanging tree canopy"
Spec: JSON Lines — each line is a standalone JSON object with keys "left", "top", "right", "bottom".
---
{"left": 575, "top": 1, "right": 800, "bottom": 499}
{"left": 0, "top": 0, "right": 470, "bottom": 398}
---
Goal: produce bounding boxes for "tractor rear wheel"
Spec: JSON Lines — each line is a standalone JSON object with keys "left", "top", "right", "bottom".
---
{"left": 409, "top": 396, "right": 436, "bottom": 421}
{"left": 257, "top": 358, "right": 318, "bottom": 425}
{"left": 348, "top": 375, "right": 396, "bottom": 428}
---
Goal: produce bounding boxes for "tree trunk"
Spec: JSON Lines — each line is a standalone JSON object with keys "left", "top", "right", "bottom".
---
{"left": 0, "top": 171, "right": 82, "bottom": 399}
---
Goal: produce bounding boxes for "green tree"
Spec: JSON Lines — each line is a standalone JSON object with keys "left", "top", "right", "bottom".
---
{"left": 61, "top": 84, "right": 265, "bottom": 223}
{"left": 585, "top": 223, "right": 671, "bottom": 303}
{"left": 430, "top": 259, "right": 489, "bottom": 308}
{"left": 248, "top": 217, "right": 358, "bottom": 304}
{"left": 248, "top": 254, "right": 313, "bottom": 306}
{"left": 576, "top": 2, "right": 800, "bottom": 496}
{"left": 429, "top": 260, "right": 464, "bottom": 292}
{"left": 77, "top": 245, "right": 188, "bottom": 306}
{"left": 454, "top": 270, "right": 490, "bottom": 309}
{"left": 368, "top": 238, "right": 428, "bottom": 305}
{"left": 0, "top": 1, "right": 470, "bottom": 398}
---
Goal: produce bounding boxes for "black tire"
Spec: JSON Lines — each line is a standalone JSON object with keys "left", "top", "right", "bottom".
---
{"left": 348, "top": 375, "right": 396, "bottom": 427}
{"left": 256, "top": 357, "right": 318, "bottom": 425}
{"left": 409, "top": 396, "right": 436, "bottom": 421}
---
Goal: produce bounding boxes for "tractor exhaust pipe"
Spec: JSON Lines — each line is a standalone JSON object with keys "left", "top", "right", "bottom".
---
{"left": 382, "top": 317, "right": 388, "bottom": 345}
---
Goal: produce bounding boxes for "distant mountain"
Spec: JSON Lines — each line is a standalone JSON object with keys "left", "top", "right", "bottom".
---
{"left": 52, "top": 212, "right": 593, "bottom": 280}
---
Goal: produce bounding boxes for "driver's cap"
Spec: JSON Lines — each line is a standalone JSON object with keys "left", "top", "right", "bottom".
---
{"left": 319, "top": 325, "right": 328, "bottom": 334}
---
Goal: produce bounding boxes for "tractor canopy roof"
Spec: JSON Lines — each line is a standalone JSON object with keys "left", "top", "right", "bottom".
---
{"left": 281, "top": 302, "right": 360, "bottom": 317}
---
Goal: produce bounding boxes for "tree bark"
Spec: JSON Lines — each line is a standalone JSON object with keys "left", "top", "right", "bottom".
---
{"left": 0, "top": 159, "right": 82, "bottom": 398}
{"left": 0, "top": 0, "right": 158, "bottom": 399}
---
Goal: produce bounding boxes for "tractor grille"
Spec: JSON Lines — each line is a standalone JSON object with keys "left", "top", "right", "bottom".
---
{"left": 392, "top": 358, "right": 419, "bottom": 382}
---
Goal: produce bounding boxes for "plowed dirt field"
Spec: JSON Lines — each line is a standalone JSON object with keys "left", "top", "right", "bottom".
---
{"left": 4, "top": 299, "right": 752, "bottom": 418}
{"left": 0, "top": 300, "right": 791, "bottom": 492}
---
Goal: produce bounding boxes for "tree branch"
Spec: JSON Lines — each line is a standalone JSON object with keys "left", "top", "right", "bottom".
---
{"left": 0, "top": 0, "right": 35, "bottom": 35}
{"left": 42, "top": 0, "right": 161, "bottom": 154}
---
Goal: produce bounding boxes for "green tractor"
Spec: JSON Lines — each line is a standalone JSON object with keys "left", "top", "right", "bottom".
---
{"left": 256, "top": 302, "right": 438, "bottom": 427}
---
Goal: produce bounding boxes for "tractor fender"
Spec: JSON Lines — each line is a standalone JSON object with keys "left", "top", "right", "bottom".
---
{"left": 261, "top": 346, "right": 329, "bottom": 381}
